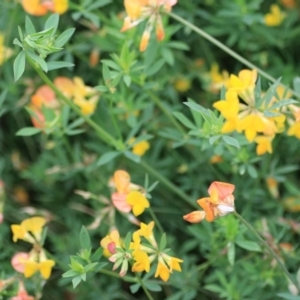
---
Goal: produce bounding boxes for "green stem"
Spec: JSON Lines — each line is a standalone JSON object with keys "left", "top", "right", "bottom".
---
{"left": 140, "top": 160, "right": 198, "bottom": 209}
{"left": 28, "top": 60, "right": 120, "bottom": 149}
{"left": 148, "top": 91, "right": 186, "bottom": 135}
{"left": 98, "top": 268, "right": 137, "bottom": 283}
{"left": 233, "top": 211, "right": 299, "bottom": 291}
{"left": 148, "top": 207, "right": 164, "bottom": 234}
{"left": 167, "top": 12, "right": 300, "bottom": 99}
{"left": 136, "top": 273, "right": 155, "bottom": 300}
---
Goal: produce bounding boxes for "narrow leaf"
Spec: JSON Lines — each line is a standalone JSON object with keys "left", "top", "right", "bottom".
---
{"left": 79, "top": 226, "right": 91, "bottom": 249}
{"left": 14, "top": 51, "right": 26, "bottom": 81}
{"left": 55, "top": 28, "right": 76, "bottom": 47}
{"left": 16, "top": 127, "right": 41, "bottom": 136}
{"left": 47, "top": 61, "right": 75, "bottom": 71}
{"left": 222, "top": 135, "right": 240, "bottom": 148}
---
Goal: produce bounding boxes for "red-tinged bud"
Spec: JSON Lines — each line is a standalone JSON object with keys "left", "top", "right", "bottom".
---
{"left": 107, "top": 242, "right": 116, "bottom": 254}
{"left": 155, "top": 15, "right": 165, "bottom": 41}
{"left": 183, "top": 211, "right": 206, "bottom": 223}
{"left": 139, "top": 30, "right": 151, "bottom": 52}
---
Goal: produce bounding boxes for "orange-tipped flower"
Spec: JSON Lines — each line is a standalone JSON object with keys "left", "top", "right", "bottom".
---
{"left": 184, "top": 181, "right": 235, "bottom": 223}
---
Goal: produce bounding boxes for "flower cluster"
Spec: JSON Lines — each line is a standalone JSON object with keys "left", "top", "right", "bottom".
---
{"left": 10, "top": 217, "right": 55, "bottom": 280}
{"left": 21, "top": 0, "right": 68, "bottom": 16}
{"left": 184, "top": 181, "right": 235, "bottom": 223}
{"left": 121, "top": 0, "right": 177, "bottom": 51}
{"left": 100, "top": 221, "right": 183, "bottom": 281}
{"left": 213, "top": 69, "right": 299, "bottom": 155}
{"left": 29, "top": 77, "right": 99, "bottom": 129}
{"left": 110, "top": 170, "right": 150, "bottom": 216}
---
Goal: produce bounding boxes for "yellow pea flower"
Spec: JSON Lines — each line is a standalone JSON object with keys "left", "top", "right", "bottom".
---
{"left": 213, "top": 90, "right": 239, "bottom": 120}
{"left": 39, "top": 259, "right": 56, "bottom": 279}
{"left": 11, "top": 217, "right": 46, "bottom": 243}
{"left": 237, "top": 114, "right": 266, "bottom": 142}
{"left": 132, "top": 250, "right": 150, "bottom": 272}
{"left": 129, "top": 138, "right": 150, "bottom": 156}
{"left": 21, "top": 0, "right": 68, "bottom": 16}
{"left": 287, "top": 122, "right": 300, "bottom": 139}
{"left": 126, "top": 191, "right": 150, "bottom": 216}
{"left": 24, "top": 261, "right": 39, "bottom": 278}
{"left": 137, "top": 221, "right": 157, "bottom": 247}
{"left": 255, "top": 136, "right": 273, "bottom": 155}
{"left": 100, "top": 230, "right": 121, "bottom": 257}
{"left": 264, "top": 5, "right": 285, "bottom": 27}
{"left": 154, "top": 260, "right": 170, "bottom": 282}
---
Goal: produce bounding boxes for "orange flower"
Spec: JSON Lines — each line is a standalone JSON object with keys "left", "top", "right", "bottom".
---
{"left": 183, "top": 181, "right": 235, "bottom": 223}
{"left": 21, "top": 0, "right": 68, "bottom": 16}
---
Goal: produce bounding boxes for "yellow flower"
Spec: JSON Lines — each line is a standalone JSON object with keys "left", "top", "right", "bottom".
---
{"left": 174, "top": 78, "right": 191, "bottom": 92}
{"left": 132, "top": 250, "right": 150, "bottom": 272}
{"left": 237, "top": 113, "right": 266, "bottom": 142}
{"left": 126, "top": 191, "right": 150, "bottom": 216}
{"left": 264, "top": 5, "right": 285, "bottom": 27}
{"left": 137, "top": 221, "right": 157, "bottom": 247}
{"left": 227, "top": 69, "right": 257, "bottom": 103}
{"left": 213, "top": 90, "right": 239, "bottom": 120}
{"left": 21, "top": 0, "right": 68, "bottom": 16}
{"left": 11, "top": 217, "right": 46, "bottom": 243}
{"left": 155, "top": 260, "right": 170, "bottom": 282}
{"left": 129, "top": 138, "right": 150, "bottom": 156}
{"left": 209, "top": 63, "right": 229, "bottom": 92}
{"left": 121, "top": 0, "right": 177, "bottom": 51}
{"left": 255, "top": 136, "right": 273, "bottom": 155}
{"left": 0, "top": 33, "right": 12, "bottom": 66}
{"left": 287, "top": 122, "right": 300, "bottom": 139}
{"left": 100, "top": 230, "right": 121, "bottom": 257}
{"left": 73, "top": 77, "right": 98, "bottom": 115}
{"left": 23, "top": 259, "right": 55, "bottom": 279}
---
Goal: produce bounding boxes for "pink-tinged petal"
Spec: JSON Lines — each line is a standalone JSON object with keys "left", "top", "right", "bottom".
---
{"left": 111, "top": 192, "right": 131, "bottom": 213}
{"left": 208, "top": 182, "right": 235, "bottom": 201}
{"left": 11, "top": 252, "right": 30, "bottom": 273}
{"left": 107, "top": 242, "right": 116, "bottom": 254}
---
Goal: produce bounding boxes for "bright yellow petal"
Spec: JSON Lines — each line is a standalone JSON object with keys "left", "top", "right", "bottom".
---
{"left": 39, "top": 260, "right": 55, "bottom": 279}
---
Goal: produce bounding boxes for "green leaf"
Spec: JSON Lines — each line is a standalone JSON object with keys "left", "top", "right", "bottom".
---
{"left": 124, "top": 151, "right": 141, "bottom": 163}
{"left": 260, "top": 77, "right": 281, "bottom": 108}
{"left": 129, "top": 283, "right": 141, "bottom": 294}
{"left": 79, "top": 226, "right": 91, "bottom": 249}
{"left": 235, "top": 240, "right": 261, "bottom": 252}
{"left": 55, "top": 28, "right": 76, "bottom": 47}
{"left": 222, "top": 135, "right": 240, "bottom": 148}
{"left": 94, "top": 85, "right": 109, "bottom": 92}
{"left": 144, "top": 281, "right": 162, "bottom": 292}
{"left": 0, "top": 89, "right": 8, "bottom": 115}
{"left": 26, "top": 50, "right": 48, "bottom": 72}
{"left": 14, "top": 50, "right": 26, "bottom": 81}
{"left": 25, "top": 16, "right": 36, "bottom": 35}
{"left": 159, "top": 233, "right": 167, "bottom": 251}
{"left": 227, "top": 242, "right": 235, "bottom": 266}
{"left": 184, "top": 100, "right": 211, "bottom": 124}
{"left": 268, "top": 99, "right": 298, "bottom": 110}
{"left": 44, "top": 13, "right": 59, "bottom": 34}
{"left": 84, "top": 262, "right": 98, "bottom": 272}
{"left": 293, "top": 77, "right": 300, "bottom": 95}
{"left": 123, "top": 75, "right": 131, "bottom": 87}
{"left": 72, "top": 275, "right": 82, "bottom": 288}
{"left": 47, "top": 61, "right": 75, "bottom": 71}
{"left": 91, "top": 247, "right": 103, "bottom": 261}
{"left": 13, "top": 38, "right": 23, "bottom": 48}
{"left": 102, "top": 63, "right": 111, "bottom": 82}
{"left": 16, "top": 127, "right": 41, "bottom": 136}
{"left": 173, "top": 112, "right": 196, "bottom": 130}
{"left": 123, "top": 232, "right": 132, "bottom": 250}
{"left": 264, "top": 110, "right": 282, "bottom": 117}
{"left": 96, "top": 151, "right": 121, "bottom": 166}
{"left": 209, "top": 135, "right": 221, "bottom": 145}
{"left": 145, "top": 59, "right": 165, "bottom": 76}
{"left": 62, "top": 270, "right": 78, "bottom": 278}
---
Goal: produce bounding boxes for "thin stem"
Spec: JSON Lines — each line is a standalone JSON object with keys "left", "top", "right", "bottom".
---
{"left": 140, "top": 160, "right": 198, "bottom": 209}
{"left": 98, "top": 268, "right": 137, "bottom": 283}
{"left": 147, "top": 91, "right": 186, "bottom": 135}
{"left": 168, "top": 12, "right": 300, "bottom": 99}
{"left": 28, "top": 60, "right": 120, "bottom": 149}
{"left": 148, "top": 207, "right": 164, "bottom": 234}
{"left": 233, "top": 211, "right": 299, "bottom": 291}
{"left": 136, "top": 273, "right": 155, "bottom": 300}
